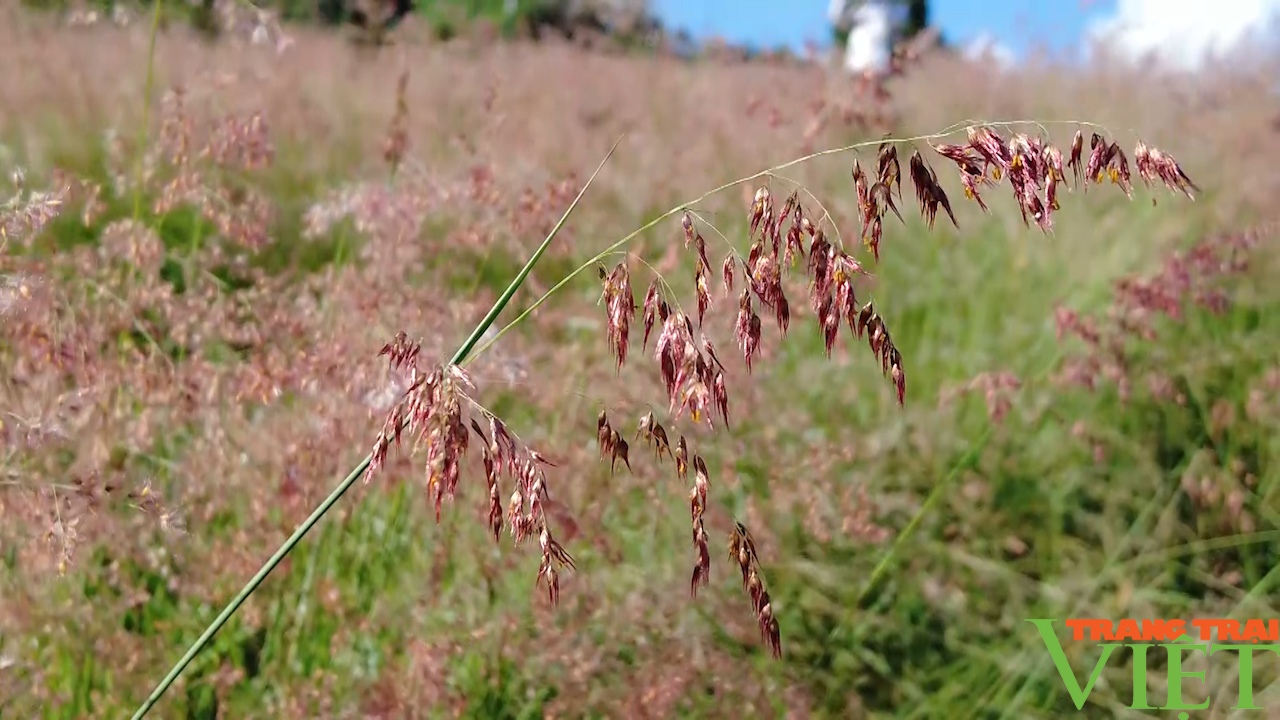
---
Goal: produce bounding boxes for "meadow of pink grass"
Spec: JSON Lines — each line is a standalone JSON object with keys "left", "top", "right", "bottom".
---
{"left": 1, "top": 8, "right": 1279, "bottom": 718}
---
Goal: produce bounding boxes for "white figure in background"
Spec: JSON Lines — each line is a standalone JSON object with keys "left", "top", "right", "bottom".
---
{"left": 828, "top": 0, "right": 908, "bottom": 74}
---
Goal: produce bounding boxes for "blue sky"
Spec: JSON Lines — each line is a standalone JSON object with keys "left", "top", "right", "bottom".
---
{"left": 649, "top": 0, "right": 1117, "bottom": 62}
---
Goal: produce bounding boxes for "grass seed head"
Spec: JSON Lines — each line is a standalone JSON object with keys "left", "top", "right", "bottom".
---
{"left": 876, "top": 142, "right": 903, "bottom": 198}
{"left": 712, "top": 371, "right": 729, "bottom": 428}
{"left": 674, "top": 435, "right": 689, "bottom": 482}
{"left": 694, "top": 260, "right": 713, "bottom": 327}
{"left": 640, "top": 279, "right": 662, "bottom": 350}
{"left": 1134, "top": 142, "right": 1200, "bottom": 199}
{"left": 720, "top": 253, "right": 736, "bottom": 297}
{"left": 608, "top": 428, "right": 631, "bottom": 474}
{"left": 537, "top": 524, "right": 575, "bottom": 606}
{"left": 1068, "top": 129, "right": 1086, "bottom": 187}
{"left": 602, "top": 262, "right": 635, "bottom": 370}
{"left": 693, "top": 455, "right": 710, "bottom": 509}
{"left": 635, "top": 411, "right": 673, "bottom": 462}
{"left": 690, "top": 517, "right": 710, "bottom": 597}
{"left": 687, "top": 451, "right": 713, "bottom": 598}
{"left": 598, "top": 410, "right": 614, "bottom": 461}
{"left": 909, "top": 150, "right": 958, "bottom": 230}
{"left": 967, "top": 125, "right": 1012, "bottom": 177}
{"left": 651, "top": 423, "right": 671, "bottom": 460}
{"left": 727, "top": 521, "right": 781, "bottom": 656}
{"left": 733, "top": 288, "right": 762, "bottom": 372}
{"left": 633, "top": 410, "right": 648, "bottom": 440}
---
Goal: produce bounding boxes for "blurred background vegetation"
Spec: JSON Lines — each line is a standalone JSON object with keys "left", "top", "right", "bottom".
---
{"left": 20, "top": 0, "right": 941, "bottom": 53}
{"left": 20, "top": 0, "right": 668, "bottom": 45}
{"left": 1, "top": 1, "right": 1277, "bottom": 719}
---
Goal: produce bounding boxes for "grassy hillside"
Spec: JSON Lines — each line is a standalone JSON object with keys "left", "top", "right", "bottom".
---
{"left": 2, "top": 12, "right": 1278, "bottom": 719}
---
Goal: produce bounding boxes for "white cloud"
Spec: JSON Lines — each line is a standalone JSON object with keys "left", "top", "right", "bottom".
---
{"left": 1086, "top": 0, "right": 1280, "bottom": 70}
{"left": 961, "top": 32, "right": 1016, "bottom": 70}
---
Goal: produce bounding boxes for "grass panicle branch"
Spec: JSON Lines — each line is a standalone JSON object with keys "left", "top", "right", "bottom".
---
{"left": 357, "top": 119, "right": 1199, "bottom": 667}
{"left": 465, "top": 117, "right": 1158, "bottom": 363}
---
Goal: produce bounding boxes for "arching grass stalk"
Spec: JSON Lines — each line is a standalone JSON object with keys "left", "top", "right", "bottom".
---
{"left": 464, "top": 117, "right": 1113, "bottom": 362}
{"left": 453, "top": 115, "right": 1198, "bottom": 663}
{"left": 129, "top": 138, "right": 622, "bottom": 720}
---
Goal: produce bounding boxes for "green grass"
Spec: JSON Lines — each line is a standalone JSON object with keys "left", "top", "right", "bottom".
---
{"left": 12, "top": 169, "right": 1278, "bottom": 717}
{"left": 4, "top": 33, "right": 1277, "bottom": 718}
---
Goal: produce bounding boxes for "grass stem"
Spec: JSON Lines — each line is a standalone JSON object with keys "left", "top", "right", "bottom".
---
{"left": 129, "top": 137, "right": 621, "bottom": 719}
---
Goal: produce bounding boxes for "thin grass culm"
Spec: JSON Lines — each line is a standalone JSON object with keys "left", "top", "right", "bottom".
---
{"left": 130, "top": 0, "right": 164, "bottom": 223}
{"left": 129, "top": 112, "right": 1201, "bottom": 715}
{"left": 128, "top": 138, "right": 622, "bottom": 719}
